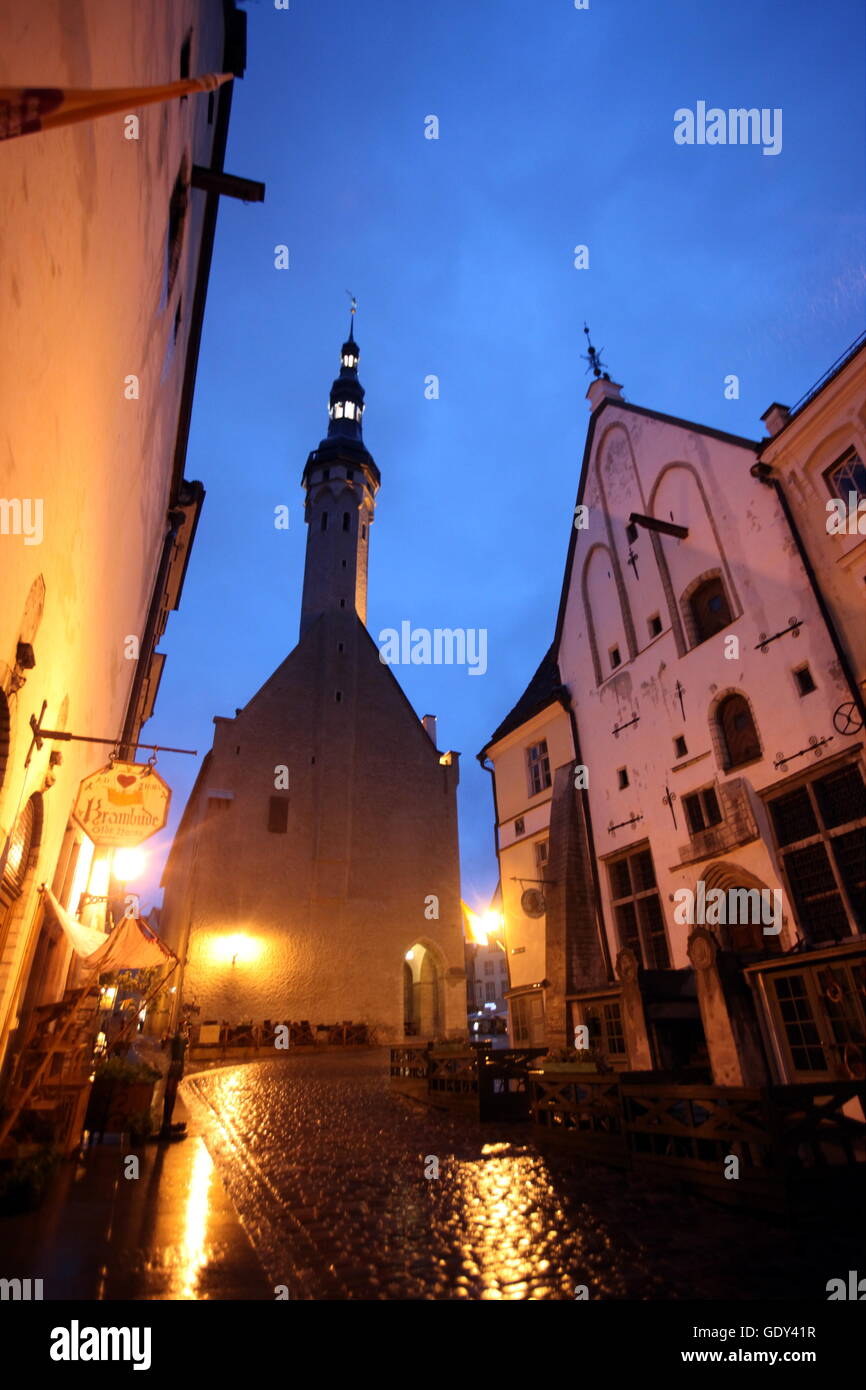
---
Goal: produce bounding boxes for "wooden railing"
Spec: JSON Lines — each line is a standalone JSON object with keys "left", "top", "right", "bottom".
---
{"left": 389, "top": 1045, "right": 546, "bottom": 1119}
{"left": 529, "top": 1069, "right": 865, "bottom": 1212}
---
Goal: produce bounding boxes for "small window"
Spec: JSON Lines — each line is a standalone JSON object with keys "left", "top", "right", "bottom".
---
{"left": 484, "top": 961, "right": 494, "bottom": 976}
{"left": 674, "top": 735, "right": 688, "bottom": 759}
{"left": 535, "top": 840, "right": 549, "bottom": 874}
{"left": 342, "top": 512, "right": 350, "bottom": 531}
{"left": 485, "top": 983, "right": 496, "bottom": 1002}
{"left": 167, "top": 166, "right": 189, "bottom": 297}
{"left": 617, "top": 767, "right": 629, "bottom": 790}
{"left": 335, "top": 690, "right": 342, "bottom": 702}
{"left": 514, "top": 817, "right": 525, "bottom": 837}
{"left": 648, "top": 614, "right": 663, "bottom": 638}
{"left": 794, "top": 665, "right": 816, "bottom": 696}
{"left": 207, "top": 796, "right": 231, "bottom": 815}
{"left": 179, "top": 33, "right": 191, "bottom": 80}
{"left": 339, "top": 599, "right": 346, "bottom": 608}
{"left": 610, "top": 646, "right": 622, "bottom": 670}
{"left": 267, "top": 797, "right": 288, "bottom": 833}
{"left": 688, "top": 575, "right": 733, "bottom": 644}
{"left": 320, "top": 512, "right": 328, "bottom": 532}
{"left": 717, "top": 693, "right": 761, "bottom": 768}
{"left": 683, "top": 786, "right": 723, "bottom": 835}
{"left": 527, "top": 740, "right": 551, "bottom": 796}
{"left": 361, "top": 524, "right": 366, "bottom": 539}
{"left": 825, "top": 449, "right": 865, "bottom": 503}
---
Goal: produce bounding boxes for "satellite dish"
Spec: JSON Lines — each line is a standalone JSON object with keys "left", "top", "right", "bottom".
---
{"left": 521, "top": 887, "right": 546, "bottom": 918}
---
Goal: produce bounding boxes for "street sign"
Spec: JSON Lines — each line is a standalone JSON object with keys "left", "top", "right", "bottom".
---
{"left": 72, "top": 760, "right": 171, "bottom": 847}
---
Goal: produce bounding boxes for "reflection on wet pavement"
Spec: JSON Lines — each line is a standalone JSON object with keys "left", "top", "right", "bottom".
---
{"left": 186, "top": 1052, "right": 851, "bottom": 1301}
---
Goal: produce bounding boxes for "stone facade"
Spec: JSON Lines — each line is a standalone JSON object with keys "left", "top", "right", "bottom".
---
{"left": 0, "top": 0, "right": 243, "bottom": 1074}
{"left": 482, "top": 352, "right": 865, "bottom": 1084}
{"left": 162, "top": 331, "right": 466, "bottom": 1042}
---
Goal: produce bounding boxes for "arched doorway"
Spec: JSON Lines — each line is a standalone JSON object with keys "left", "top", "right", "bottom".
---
{"left": 702, "top": 860, "right": 783, "bottom": 956}
{"left": 403, "top": 941, "right": 444, "bottom": 1039}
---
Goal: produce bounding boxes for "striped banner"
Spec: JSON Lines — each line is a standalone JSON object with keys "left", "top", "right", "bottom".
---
{"left": 0, "top": 72, "right": 233, "bottom": 142}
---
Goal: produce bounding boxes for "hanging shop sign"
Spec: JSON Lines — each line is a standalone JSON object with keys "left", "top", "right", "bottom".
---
{"left": 72, "top": 761, "right": 171, "bottom": 848}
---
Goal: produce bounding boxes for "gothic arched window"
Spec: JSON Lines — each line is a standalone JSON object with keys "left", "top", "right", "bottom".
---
{"left": 688, "top": 575, "right": 732, "bottom": 644}
{"left": 342, "top": 512, "right": 350, "bottom": 532}
{"left": 717, "top": 693, "right": 761, "bottom": 769}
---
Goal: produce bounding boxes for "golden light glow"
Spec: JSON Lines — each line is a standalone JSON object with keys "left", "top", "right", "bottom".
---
{"left": 462, "top": 902, "right": 504, "bottom": 946}
{"left": 405, "top": 949, "right": 414, "bottom": 962}
{"left": 100, "top": 985, "right": 118, "bottom": 1008}
{"left": 210, "top": 932, "right": 262, "bottom": 966}
{"left": 67, "top": 838, "right": 94, "bottom": 915}
{"left": 87, "top": 855, "right": 111, "bottom": 898}
{"left": 177, "top": 1138, "right": 215, "bottom": 1299}
{"left": 112, "top": 846, "right": 146, "bottom": 881}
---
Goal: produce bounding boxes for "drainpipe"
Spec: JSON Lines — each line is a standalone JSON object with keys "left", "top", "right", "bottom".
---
{"left": 751, "top": 463, "right": 866, "bottom": 726}
{"left": 118, "top": 509, "right": 186, "bottom": 760}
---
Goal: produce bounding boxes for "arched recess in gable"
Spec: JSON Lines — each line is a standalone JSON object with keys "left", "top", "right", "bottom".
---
{"left": 591, "top": 424, "right": 640, "bottom": 659}
{"left": 649, "top": 462, "right": 742, "bottom": 650}
{"left": 582, "top": 542, "right": 629, "bottom": 686}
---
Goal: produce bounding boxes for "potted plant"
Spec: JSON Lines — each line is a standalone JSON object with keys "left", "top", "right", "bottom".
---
{"left": 0, "top": 1147, "right": 60, "bottom": 1216}
{"left": 85, "top": 1056, "right": 160, "bottom": 1137}
{"left": 538, "top": 1046, "right": 608, "bottom": 1073}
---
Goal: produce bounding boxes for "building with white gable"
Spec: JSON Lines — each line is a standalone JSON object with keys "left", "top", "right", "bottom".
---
{"left": 482, "top": 334, "right": 865, "bottom": 1085}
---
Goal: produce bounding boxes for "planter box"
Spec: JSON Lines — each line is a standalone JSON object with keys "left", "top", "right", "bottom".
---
{"left": 85, "top": 1078, "right": 157, "bottom": 1136}
{"left": 539, "top": 1062, "right": 601, "bottom": 1074}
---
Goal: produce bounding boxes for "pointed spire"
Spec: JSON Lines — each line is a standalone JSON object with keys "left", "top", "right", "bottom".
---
{"left": 301, "top": 310, "right": 380, "bottom": 491}
{"left": 328, "top": 303, "right": 365, "bottom": 442}
{"left": 346, "top": 291, "right": 357, "bottom": 344}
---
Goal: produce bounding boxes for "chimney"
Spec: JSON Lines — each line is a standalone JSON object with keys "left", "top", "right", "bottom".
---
{"left": 422, "top": 714, "right": 438, "bottom": 745}
{"left": 586, "top": 377, "right": 623, "bottom": 412}
{"left": 760, "top": 402, "right": 791, "bottom": 437}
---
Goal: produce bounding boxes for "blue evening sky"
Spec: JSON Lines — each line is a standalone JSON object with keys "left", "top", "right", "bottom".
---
{"left": 139, "top": 0, "right": 865, "bottom": 914}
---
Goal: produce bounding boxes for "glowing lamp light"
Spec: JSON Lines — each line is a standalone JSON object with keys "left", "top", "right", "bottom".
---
{"left": 113, "top": 847, "right": 146, "bottom": 882}
{"left": 212, "top": 932, "right": 261, "bottom": 967}
{"left": 405, "top": 949, "right": 414, "bottom": 962}
{"left": 99, "top": 985, "right": 117, "bottom": 1008}
{"left": 463, "top": 903, "right": 504, "bottom": 946}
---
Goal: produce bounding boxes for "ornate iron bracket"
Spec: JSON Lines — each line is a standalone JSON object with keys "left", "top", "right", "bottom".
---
{"left": 756, "top": 617, "right": 802, "bottom": 652}
{"left": 608, "top": 814, "right": 644, "bottom": 834}
{"left": 773, "top": 735, "right": 833, "bottom": 770}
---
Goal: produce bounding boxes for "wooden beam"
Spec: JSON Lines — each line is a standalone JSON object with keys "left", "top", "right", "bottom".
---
{"left": 629, "top": 511, "right": 689, "bottom": 539}
{"left": 191, "top": 165, "right": 265, "bottom": 202}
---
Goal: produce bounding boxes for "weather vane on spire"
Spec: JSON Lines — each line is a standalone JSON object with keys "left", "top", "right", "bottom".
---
{"left": 582, "top": 323, "right": 610, "bottom": 380}
{"left": 345, "top": 290, "right": 358, "bottom": 340}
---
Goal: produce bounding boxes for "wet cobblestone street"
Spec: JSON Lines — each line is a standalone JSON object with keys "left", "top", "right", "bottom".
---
{"left": 185, "top": 1052, "right": 858, "bottom": 1301}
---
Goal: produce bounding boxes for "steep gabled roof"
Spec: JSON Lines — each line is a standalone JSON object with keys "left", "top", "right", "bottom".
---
{"left": 482, "top": 644, "right": 564, "bottom": 752}
{"left": 552, "top": 396, "right": 760, "bottom": 656}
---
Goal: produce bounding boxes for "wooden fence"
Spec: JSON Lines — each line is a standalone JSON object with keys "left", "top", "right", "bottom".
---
{"left": 530, "top": 1069, "right": 865, "bottom": 1213}
{"left": 389, "top": 1052, "right": 864, "bottom": 1211}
